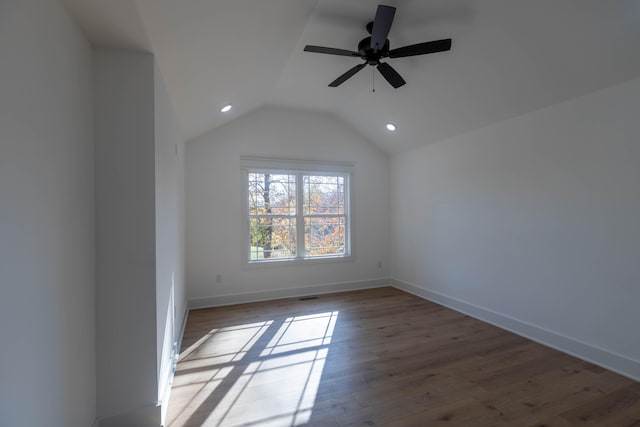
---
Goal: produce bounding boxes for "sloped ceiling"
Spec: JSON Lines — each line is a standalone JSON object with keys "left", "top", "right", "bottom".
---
{"left": 62, "top": 0, "right": 640, "bottom": 153}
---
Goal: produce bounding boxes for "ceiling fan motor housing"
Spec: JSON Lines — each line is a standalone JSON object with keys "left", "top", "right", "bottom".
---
{"left": 358, "top": 36, "right": 390, "bottom": 65}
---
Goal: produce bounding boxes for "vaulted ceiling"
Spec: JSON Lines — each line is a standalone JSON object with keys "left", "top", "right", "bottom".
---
{"left": 61, "top": 0, "right": 640, "bottom": 153}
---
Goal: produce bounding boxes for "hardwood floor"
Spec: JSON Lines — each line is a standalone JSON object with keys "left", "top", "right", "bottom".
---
{"left": 166, "top": 287, "right": 640, "bottom": 427}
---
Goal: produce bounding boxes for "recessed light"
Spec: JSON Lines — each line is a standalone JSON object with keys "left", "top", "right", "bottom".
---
{"left": 220, "top": 104, "right": 232, "bottom": 113}
{"left": 386, "top": 123, "right": 397, "bottom": 131}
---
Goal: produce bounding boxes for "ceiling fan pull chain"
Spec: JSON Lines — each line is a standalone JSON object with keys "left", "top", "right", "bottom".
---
{"left": 372, "top": 67, "right": 376, "bottom": 92}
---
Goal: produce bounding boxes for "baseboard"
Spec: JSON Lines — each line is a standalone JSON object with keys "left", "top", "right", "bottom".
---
{"left": 176, "top": 306, "right": 189, "bottom": 356}
{"left": 391, "top": 278, "right": 640, "bottom": 382}
{"left": 189, "top": 278, "right": 391, "bottom": 309}
{"left": 98, "top": 403, "right": 161, "bottom": 427}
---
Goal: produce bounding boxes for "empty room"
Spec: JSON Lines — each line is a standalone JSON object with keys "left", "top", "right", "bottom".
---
{"left": 1, "top": 0, "right": 639, "bottom": 426}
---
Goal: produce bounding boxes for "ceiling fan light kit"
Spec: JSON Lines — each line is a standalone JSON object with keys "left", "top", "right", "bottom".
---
{"left": 304, "top": 4, "right": 452, "bottom": 89}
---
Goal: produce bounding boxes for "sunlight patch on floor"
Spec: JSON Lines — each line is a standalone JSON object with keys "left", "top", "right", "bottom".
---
{"left": 180, "top": 321, "right": 275, "bottom": 363}
{"left": 261, "top": 312, "right": 338, "bottom": 356}
{"left": 168, "top": 311, "right": 339, "bottom": 427}
{"left": 204, "top": 348, "right": 329, "bottom": 426}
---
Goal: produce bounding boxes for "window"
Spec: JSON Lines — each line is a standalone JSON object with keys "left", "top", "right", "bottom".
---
{"left": 242, "top": 157, "right": 353, "bottom": 264}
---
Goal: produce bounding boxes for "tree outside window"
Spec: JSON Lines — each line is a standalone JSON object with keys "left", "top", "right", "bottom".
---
{"left": 246, "top": 169, "right": 350, "bottom": 263}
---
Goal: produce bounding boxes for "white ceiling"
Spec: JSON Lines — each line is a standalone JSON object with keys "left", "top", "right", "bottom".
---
{"left": 61, "top": 0, "right": 640, "bottom": 153}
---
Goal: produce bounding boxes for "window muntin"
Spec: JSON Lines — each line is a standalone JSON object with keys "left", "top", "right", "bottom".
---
{"left": 246, "top": 169, "right": 350, "bottom": 263}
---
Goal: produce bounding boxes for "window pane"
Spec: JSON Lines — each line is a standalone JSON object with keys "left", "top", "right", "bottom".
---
{"left": 249, "top": 217, "right": 297, "bottom": 260}
{"left": 248, "top": 173, "right": 296, "bottom": 216}
{"left": 303, "top": 175, "right": 344, "bottom": 215}
{"left": 304, "top": 216, "right": 345, "bottom": 257}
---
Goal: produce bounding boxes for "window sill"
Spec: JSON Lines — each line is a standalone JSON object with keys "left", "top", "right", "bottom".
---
{"left": 242, "top": 255, "right": 354, "bottom": 269}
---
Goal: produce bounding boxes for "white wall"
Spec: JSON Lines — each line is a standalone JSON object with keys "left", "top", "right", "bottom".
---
{"left": 93, "top": 48, "right": 187, "bottom": 427}
{"left": 93, "top": 49, "right": 159, "bottom": 424}
{"left": 0, "top": 0, "right": 96, "bottom": 426}
{"left": 391, "top": 77, "right": 640, "bottom": 379}
{"left": 186, "top": 107, "right": 390, "bottom": 305}
{"left": 154, "top": 63, "right": 187, "bottom": 418}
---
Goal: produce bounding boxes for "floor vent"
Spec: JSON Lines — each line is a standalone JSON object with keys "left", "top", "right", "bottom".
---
{"left": 299, "top": 295, "right": 319, "bottom": 301}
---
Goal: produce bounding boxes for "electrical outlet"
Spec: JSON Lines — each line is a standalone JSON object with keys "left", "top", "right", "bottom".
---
{"left": 216, "top": 274, "right": 222, "bottom": 283}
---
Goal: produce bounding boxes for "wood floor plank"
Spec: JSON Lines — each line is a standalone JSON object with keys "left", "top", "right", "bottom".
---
{"left": 166, "top": 287, "right": 639, "bottom": 426}
{"left": 557, "top": 384, "right": 640, "bottom": 426}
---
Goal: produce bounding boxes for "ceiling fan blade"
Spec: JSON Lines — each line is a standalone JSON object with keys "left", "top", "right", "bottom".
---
{"left": 370, "top": 5, "right": 396, "bottom": 51}
{"left": 388, "top": 39, "right": 452, "bottom": 58}
{"left": 304, "top": 45, "right": 360, "bottom": 57}
{"left": 377, "top": 62, "right": 406, "bottom": 88}
{"left": 329, "top": 63, "right": 367, "bottom": 87}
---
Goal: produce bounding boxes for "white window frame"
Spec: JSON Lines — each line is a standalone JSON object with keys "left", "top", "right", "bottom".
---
{"left": 241, "top": 156, "right": 354, "bottom": 267}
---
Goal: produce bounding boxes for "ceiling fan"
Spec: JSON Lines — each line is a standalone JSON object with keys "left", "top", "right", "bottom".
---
{"left": 304, "top": 4, "right": 452, "bottom": 89}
